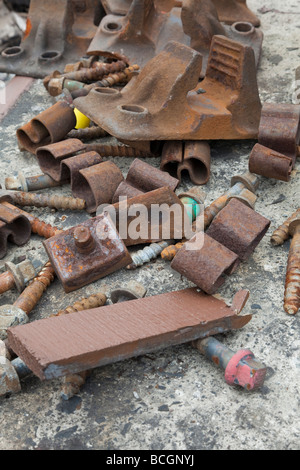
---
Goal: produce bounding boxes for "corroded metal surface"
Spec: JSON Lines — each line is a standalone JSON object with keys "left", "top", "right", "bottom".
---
{"left": 206, "top": 198, "right": 270, "bottom": 262}
{"left": 17, "top": 101, "right": 76, "bottom": 154}
{"left": 258, "top": 103, "right": 300, "bottom": 166}
{"left": 3, "top": 189, "right": 86, "bottom": 212}
{"left": 271, "top": 208, "right": 300, "bottom": 246}
{"left": 211, "top": 0, "right": 260, "bottom": 26}
{"left": 161, "top": 141, "right": 211, "bottom": 185}
{"left": 109, "top": 186, "right": 186, "bottom": 246}
{"left": 0, "top": 260, "right": 36, "bottom": 295}
{"left": 0, "top": 0, "right": 103, "bottom": 78}
{"left": 7, "top": 287, "right": 252, "bottom": 380}
{"left": 122, "top": 158, "right": 179, "bottom": 194}
{"left": 249, "top": 143, "right": 293, "bottom": 182}
{"left": 1, "top": 202, "right": 62, "bottom": 239}
{"left": 5, "top": 172, "right": 64, "bottom": 192}
{"left": 75, "top": 37, "right": 261, "bottom": 142}
{"left": 13, "top": 262, "right": 56, "bottom": 316}
{"left": 43, "top": 213, "right": 132, "bottom": 292}
{"left": 87, "top": 0, "right": 263, "bottom": 75}
{"left": 71, "top": 160, "right": 124, "bottom": 213}
{"left": 0, "top": 203, "right": 31, "bottom": 259}
{"left": 171, "top": 233, "right": 239, "bottom": 294}
{"left": 36, "top": 139, "right": 86, "bottom": 181}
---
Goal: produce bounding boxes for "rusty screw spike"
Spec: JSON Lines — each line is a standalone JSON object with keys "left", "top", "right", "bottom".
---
{"left": 87, "top": 143, "right": 153, "bottom": 158}
{"left": 271, "top": 208, "right": 300, "bottom": 246}
{"left": 284, "top": 217, "right": 300, "bottom": 315}
{"left": 87, "top": 65, "right": 140, "bottom": 89}
{"left": 7, "top": 190, "right": 86, "bottom": 211}
{"left": 67, "top": 126, "right": 108, "bottom": 140}
{"left": 0, "top": 262, "right": 55, "bottom": 340}
{"left": 54, "top": 292, "right": 107, "bottom": 317}
{"left": 61, "top": 60, "right": 127, "bottom": 82}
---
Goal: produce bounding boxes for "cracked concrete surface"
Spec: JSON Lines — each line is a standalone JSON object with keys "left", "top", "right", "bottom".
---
{"left": 0, "top": 0, "right": 299, "bottom": 451}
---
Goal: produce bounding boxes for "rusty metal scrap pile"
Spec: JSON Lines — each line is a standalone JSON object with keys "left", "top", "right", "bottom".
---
{"left": 0, "top": 0, "right": 299, "bottom": 401}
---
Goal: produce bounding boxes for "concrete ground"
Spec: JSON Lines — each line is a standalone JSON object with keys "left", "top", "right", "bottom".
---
{"left": 0, "top": 0, "right": 299, "bottom": 451}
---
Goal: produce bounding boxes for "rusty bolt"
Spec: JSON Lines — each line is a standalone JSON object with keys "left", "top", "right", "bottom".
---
{"left": 284, "top": 217, "right": 300, "bottom": 315}
{"left": 4, "top": 190, "right": 86, "bottom": 212}
{"left": 87, "top": 143, "right": 153, "bottom": 158}
{"left": 0, "top": 260, "right": 36, "bottom": 295}
{"left": 74, "top": 226, "right": 95, "bottom": 254}
{"left": 67, "top": 126, "right": 108, "bottom": 140}
{"left": 194, "top": 336, "right": 267, "bottom": 390}
{"left": 161, "top": 241, "right": 185, "bottom": 261}
{"left": 0, "top": 262, "right": 56, "bottom": 340}
{"left": 110, "top": 281, "right": 147, "bottom": 304}
{"left": 0, "top": 356, "right": 33, "bottom": 397}
{"left": 54, "top": 292, "right": 107, "bottom": 317}
{"left": 271, "top": 208, "right": 300, "bottom": 246}
{"left": 5, "top": 172, "right": 64, "bottom": 192}
{"left": 126, "top": 241, "right": 174, "bottom": 270}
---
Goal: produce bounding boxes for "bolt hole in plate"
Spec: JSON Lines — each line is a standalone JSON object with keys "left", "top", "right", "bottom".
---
{"left": 39, "top": 51, "right": 62, "bottom": 62}
{"left": 2, "top": 46, "right": 24, "bottom": 58}
{"left": 104, "top": 21, "right": 122, "bottom": 32}
{"left": 120, "top": 104, "right": 148, "bottom": 114}
{"left": 232, "top": 22, "right": 254, "bottom": 35}
{"left": 94, "top": 87, "right": 119, "bottom": 94}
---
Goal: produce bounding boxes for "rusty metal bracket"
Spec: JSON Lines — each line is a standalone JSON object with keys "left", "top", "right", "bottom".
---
{"left": 258, "top": 103, "right": 300, "bottom": 167}
{"left": 17, "top": 102, "right": 77, "bottom": 155}
{"left": 249, "top": 143, "right": 293, "bottom": 182}
{"left": 75, "top": 37, "right": 261, "bottom": 142}
{"left": 171, "top": 233, "right": 239, "bottom": 294}
{"left": 211, "top": 0, "right": 260, "bottom": 26}
{"left": 160, "top": 141, "right": 211, "bottom": 185}
{"left": 43, "top": 212, "right": 132, "bottom": 292}
{"left": 7, "top": 287, "right": 252, "bottom": 380}
{"left": 0, "top": 0, "right": 104, "bottom": 78}
{"left": 206, "top": 198, "right": 270, "bottom": 262}
{"left": 103, "top": 186, "right": 186, "bottom": 246}
{"left": 112, "top": 158, "right": 179, "bottom": 202}
{"left": 87, "top": 0, "right": 263, "bottom": 76}
{"left": 0, "top": 204, "right": 32, "bottom": 259}
{"left": 102, "top": 0, "right": 261, "bottom": 26}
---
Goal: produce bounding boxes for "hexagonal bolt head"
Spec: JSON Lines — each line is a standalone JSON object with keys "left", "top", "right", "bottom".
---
{"left": 48, "top": 77, "right": 65, "bottom": 96}
{"left": 5, "top": 260, "right": 36, "bottom": 292}
{"left": 110, "top": 281, "right": 147, "bottom": 304}
{"left": 0, "top": 356, "right": 21, "bottom": 396}
{"left": 0, "top": 305, "right": 28, "bottom": 340}
{"left": 224, "top": 349, "right": 267, "bottom": 391}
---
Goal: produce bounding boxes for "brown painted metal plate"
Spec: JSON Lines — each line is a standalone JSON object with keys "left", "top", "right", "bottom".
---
{"left": 7, "top": 287, "right": 252, "bottom": 380}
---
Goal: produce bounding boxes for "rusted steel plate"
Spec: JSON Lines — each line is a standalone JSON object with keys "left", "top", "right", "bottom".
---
{"left": 87, "top": 0, "right": 263, "bottom": 76}
{"left": 249, "top": 143, "right": 293, "bottom": 182}
{"left": 75, "top": 37, "right": 261, "bottom": 142}
{"left": 0, "top": 0, "right": 103, "bottom": 78}
{"left": 171, "top": 233, "right": 239, "bottom": 294}
{"left": 0, "top": 204, "right": 31, "bottom": 259}
{"left": 7, "top": 287, "right": 252, "bottom": 380}
{"left": 36, "top": 139, "right": 86, "bottom": 181}
{"left": 258, "top": 103, "right": 300, "bottom": 167}
{"left": 107, "top": 186, "right": 187, "bottom": 245}
{"left": 43, "top": 212, "right": 132, "bottom": 293}
{"left": 17, "top": 101, "right": 76, "bottom": 154}
{"left": 206, "top": 199, "right": 270, "bottom": 261}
